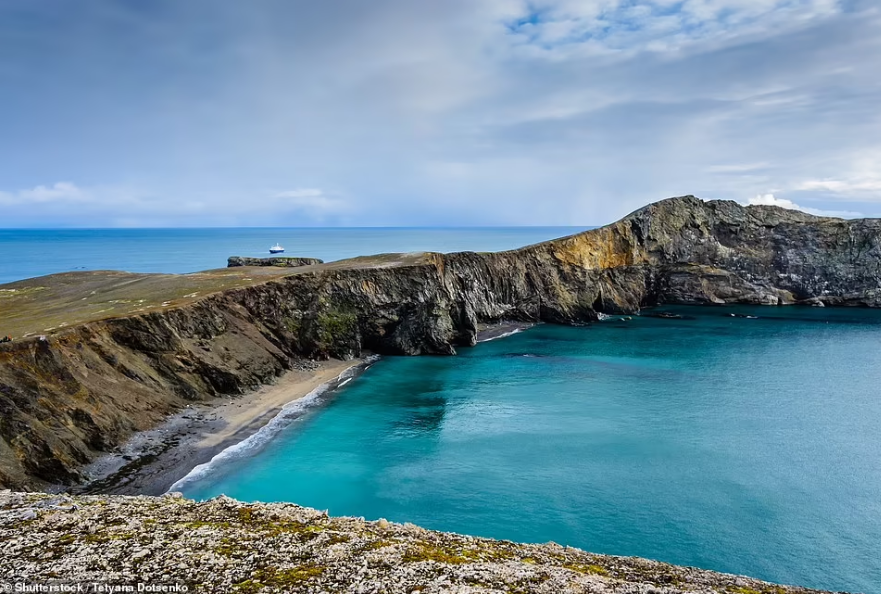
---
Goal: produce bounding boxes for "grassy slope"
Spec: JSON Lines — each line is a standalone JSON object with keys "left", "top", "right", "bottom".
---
{"left": 0, "top": 253, "right": 432, "bottom": 339}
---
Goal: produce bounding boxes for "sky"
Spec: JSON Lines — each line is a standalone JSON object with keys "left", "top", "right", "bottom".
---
{"left": 0, "top": 0, "right": 879, "bottom": 227}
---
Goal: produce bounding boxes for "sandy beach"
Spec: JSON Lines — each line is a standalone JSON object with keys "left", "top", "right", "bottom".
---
{"left": 73, "top": 321, "right": 532, "bottom": 498}
{"left": 76, "top": 358, "right": 367, "bottom": 496}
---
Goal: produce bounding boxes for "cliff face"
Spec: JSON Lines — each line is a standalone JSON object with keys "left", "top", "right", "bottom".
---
{"left": 0, "top": 196, "right": 879, "bottom": 490}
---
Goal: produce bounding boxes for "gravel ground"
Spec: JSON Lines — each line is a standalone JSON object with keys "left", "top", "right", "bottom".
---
{"left": 0, "top": 491, "right": 835, "bottom": 594}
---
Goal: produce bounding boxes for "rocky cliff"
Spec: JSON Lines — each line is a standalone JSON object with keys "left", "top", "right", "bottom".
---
{"left": 0, "top": 196, "right": 879, "bottom": 491}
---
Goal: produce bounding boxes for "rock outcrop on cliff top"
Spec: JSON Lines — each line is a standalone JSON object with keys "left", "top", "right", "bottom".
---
{"left": 0, "top": 196, "right": 879, "bottom": 491}
{"left": 227, "top": 256, "right": 324, "bottom": 268}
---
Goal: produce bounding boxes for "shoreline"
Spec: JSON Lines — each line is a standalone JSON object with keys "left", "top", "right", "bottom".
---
{"left": 475, "top": 320, "right": 536, "bottom": 342}
{"left": 75, "top": 358, "right": 368, "bottom": 497}
{"left": 74, "top": 321, "right": 532, "bottom": 497}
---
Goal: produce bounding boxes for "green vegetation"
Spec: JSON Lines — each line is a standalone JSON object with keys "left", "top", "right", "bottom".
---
{"left": 316, "top": 310, "right": 358, "bottom": 343}
{"left": 325, "top": 533, "right": 351, "bottom": 545}
{"left": 401, "top": 541, "right": 519, "bottom": 565}
{"left": 282, "top": 315, "right": 301, "bottom": 335}
{"left": 359, "top": 538, "right": 394, "bottom": 551}
{"left": 234, "top": 564, "right": 325, "bottom": 592}
{"left": 560, "top": 562, "right": 609, "bottom": 576}
{"left": 729, "top": 586, "right": 787, "bottom": 594}
{"left": 402, "top": 543, "right": 481, "bottom": 564}
{"left": 183, "top": 510, "right": 328, "bottom": 540}
{"left": 0, "top": 286, "right": 46, "bottom": 299}
{"left": 184, "top": 520, "right": 232, "bottom": 530}
{"left": 214, "top": 537, "right": 238, "bottom": 557}
{"left": 83, "top": 531, "right": 135, "bottom": 544}
{"left": 0, "top": 268, "right": 306, "bottom": 338}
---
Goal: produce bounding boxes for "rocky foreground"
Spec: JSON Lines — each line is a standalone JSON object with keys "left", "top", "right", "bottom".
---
{"left": 0, "top": 491, "right": 833, "bottom": 594}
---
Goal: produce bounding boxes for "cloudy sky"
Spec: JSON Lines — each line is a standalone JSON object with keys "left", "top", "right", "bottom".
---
{"left": 0, "top": 0, "right": 879, "bottom": 227}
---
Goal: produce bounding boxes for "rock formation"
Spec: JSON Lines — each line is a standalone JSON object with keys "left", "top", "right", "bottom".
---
{"left": 0, "top": 491, "right": 832, "bottom": 594}
{"left": 0, "top": 196, "right": 879, "bottom": 490}
{"left": 227, "top": 256, "right": 324, "bottom": 268}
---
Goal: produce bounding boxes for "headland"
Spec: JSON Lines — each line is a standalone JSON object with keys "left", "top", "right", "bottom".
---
{"left": 1, "top": 195, "right": 878, "bottom": 592}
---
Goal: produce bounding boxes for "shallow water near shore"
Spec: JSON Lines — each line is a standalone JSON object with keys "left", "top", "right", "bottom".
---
{"left": 180, "top": 305, "right": 881, "bottom": 593}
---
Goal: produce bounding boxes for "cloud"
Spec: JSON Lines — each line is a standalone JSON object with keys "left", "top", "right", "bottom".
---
{"left": 792, "top": 152, "right": 881, "bottom": 198}
{"left": 0, "top": 182, "right": 88, "bottom": 205}
{"left": 271, "top": 189, "right": 350, "bottom": 219}
{"left": 796, "top": 179, "right": 881, "bottom": 193}
{"left": 0, "top": 182, "right": 184, "bottom": 227}
{"left": 705, "top": 163, "right": 771, "bottom": 174}
{"left": 745, "top": 193, "right": 863, "bottom": 218}
{"left": 503, "top": 0, "right": 843, "bottom": 56}
{"left": 0, "top": 1, "right": 879, "bottom": 226}
{"left": 0, "top": 183, "right": 354, "bottom": 227}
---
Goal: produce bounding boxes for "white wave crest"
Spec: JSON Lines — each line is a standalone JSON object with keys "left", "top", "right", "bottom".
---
{"left": 167, "top": 361, "right": 373, "bottom": 493}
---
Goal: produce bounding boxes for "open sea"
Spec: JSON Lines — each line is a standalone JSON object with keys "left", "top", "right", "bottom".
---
{"left": 0, "top": 227, "right": 588, "bottom": 286}
{"left": 2, "top": 228, "right": 878, "bottom": 592}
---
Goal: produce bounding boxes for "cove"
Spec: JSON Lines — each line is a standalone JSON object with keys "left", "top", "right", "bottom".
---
{"left": 180, "top": 305, "right": 881, "bottom": 593}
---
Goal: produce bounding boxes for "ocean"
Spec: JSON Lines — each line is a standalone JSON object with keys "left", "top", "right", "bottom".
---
{"left": 178, "top": 306, "right": 881, "bottom": 593}
{"left": 0, "top": 227, "right": 589, "bottom": 285}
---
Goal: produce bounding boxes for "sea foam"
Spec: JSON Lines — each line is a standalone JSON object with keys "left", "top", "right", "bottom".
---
{"left": 168, "top": 357, "right": 377, "bottom": 493}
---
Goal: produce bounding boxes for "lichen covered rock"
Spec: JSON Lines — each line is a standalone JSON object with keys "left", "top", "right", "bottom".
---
{"left": 0, "top": 491, "right": 834, "bottom": 594}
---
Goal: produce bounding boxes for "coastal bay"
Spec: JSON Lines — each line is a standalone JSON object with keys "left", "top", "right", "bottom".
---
{"left": 76, "top": 320, "right": 536, "bottom": 497}
{"left": 4, "top": 1, "right": 878, "bottom": 590}
{"left": 177, "top": 308, "right": 881, "bottom": 593}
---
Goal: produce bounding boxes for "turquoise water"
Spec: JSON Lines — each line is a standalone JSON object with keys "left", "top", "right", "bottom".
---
{"left": 181, "top": 306, "right": 881, "bottom": 593}
{"left": 0, "top": 227, "right": 587, "bottom": 285}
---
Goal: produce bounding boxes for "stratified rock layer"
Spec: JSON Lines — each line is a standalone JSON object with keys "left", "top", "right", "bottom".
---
{"left": 0, "top": 196, "right": 879, "bottom": 490}
{"left": 0, "top": 491, "right": 833, "bottom": 594}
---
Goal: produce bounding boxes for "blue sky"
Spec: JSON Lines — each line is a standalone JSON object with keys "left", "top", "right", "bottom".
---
{"left": 0, "top": 0, "right": 879, "bottom": 227}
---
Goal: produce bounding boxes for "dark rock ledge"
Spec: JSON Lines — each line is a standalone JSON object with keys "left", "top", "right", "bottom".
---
{"left": 0, "top": 491, "right": 838, "bottom": 594}
{"left": 227, "top": 256, "right": 324, "bottom": 268}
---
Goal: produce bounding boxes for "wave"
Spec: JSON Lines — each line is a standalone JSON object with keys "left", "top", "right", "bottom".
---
{"left": 167, "top": 358, "right": 377, "bottom": 493}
